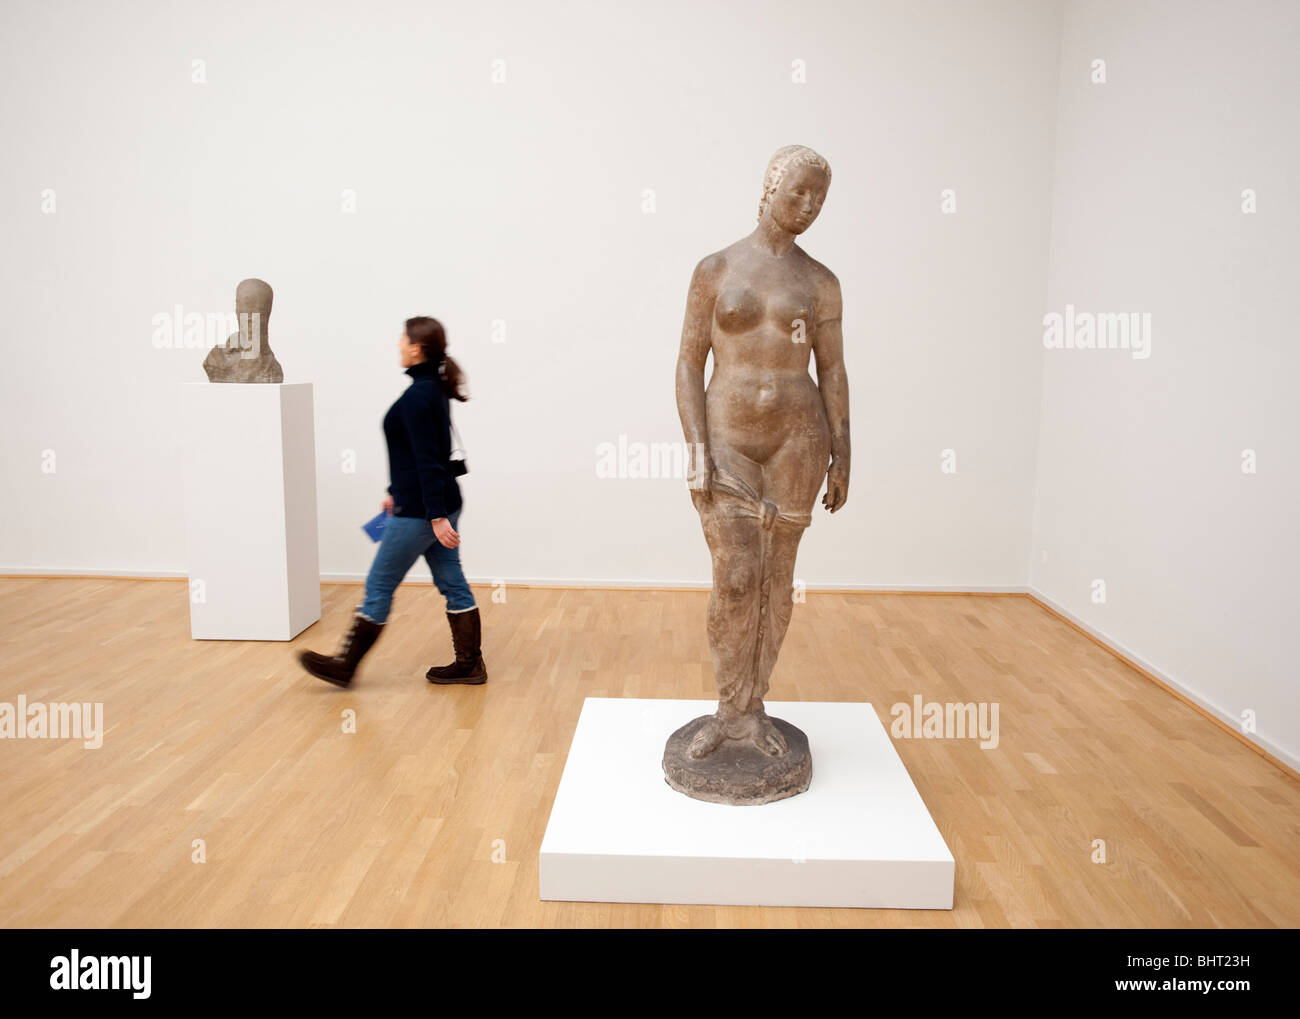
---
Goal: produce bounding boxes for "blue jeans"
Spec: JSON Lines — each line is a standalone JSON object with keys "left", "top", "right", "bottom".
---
{"left": 358, "top": 508, "right": 476, "bottom": 623}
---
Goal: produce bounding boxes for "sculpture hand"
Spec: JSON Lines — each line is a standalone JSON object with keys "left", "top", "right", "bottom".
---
{"left": 822, "top": 459, "right": 849, "bottom": 513}
{"left": 687, "top": 452, "right": 714, "bottom": 503}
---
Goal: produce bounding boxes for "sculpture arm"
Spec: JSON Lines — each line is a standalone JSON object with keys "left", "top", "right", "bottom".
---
{"left": 675, "top": 254, "right": 722, "bottom": 490}
{"left": 814, "top": 273, "right": 850, "bottom": 511}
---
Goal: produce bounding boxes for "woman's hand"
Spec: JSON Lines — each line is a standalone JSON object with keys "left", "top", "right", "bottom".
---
{"left": 432, "top": 517, "right": 460, "bottom": 548}
{"left": 382, "top": 495, "right": 394, "bottom": 516}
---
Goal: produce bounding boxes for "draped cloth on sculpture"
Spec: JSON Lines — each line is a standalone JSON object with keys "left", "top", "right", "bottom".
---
{"left": 707, "top": 467, "right": 813, "bottom": 531}
{"left": 693, "top": 466, "right": 813, "bottom": 716}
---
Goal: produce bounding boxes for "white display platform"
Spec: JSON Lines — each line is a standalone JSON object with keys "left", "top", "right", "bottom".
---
{"left": 180, "top": 382, "right": 321, "bottom": 640}
{"left": 540, "top": 699, "right": 955, "bottom": 909}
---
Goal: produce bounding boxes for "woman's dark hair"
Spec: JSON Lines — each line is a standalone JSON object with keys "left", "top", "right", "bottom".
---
{"left": 406, "top": 316, "right": 467, "bottom": 402}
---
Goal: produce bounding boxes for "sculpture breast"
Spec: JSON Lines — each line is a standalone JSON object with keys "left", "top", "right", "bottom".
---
{"left": 714, "top": 285, "right": 764, "bottom": 332}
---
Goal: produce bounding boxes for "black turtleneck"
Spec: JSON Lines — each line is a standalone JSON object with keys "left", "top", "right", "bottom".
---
{"left": 382, "top": 359, "right": 462, "bottom": 521}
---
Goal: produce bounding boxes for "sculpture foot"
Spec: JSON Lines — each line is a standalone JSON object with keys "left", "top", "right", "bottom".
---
{"left": 687, "top": 716, "right": 726, "bottom": 759}
{"left": 728, "top": 711, "right": 788, "bottom": 756}
{"left": 752, "top": 713, "right": 789, "bottom": 756}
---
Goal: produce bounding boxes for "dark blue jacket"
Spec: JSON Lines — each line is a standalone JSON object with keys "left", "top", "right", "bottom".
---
{"left": 384, "top": 359, "right": 462, "bottom": 521}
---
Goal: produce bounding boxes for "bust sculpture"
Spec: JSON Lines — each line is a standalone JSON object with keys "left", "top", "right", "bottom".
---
{"left": 664, "top": 145, "right": 850, "bottom": 805}
{"left": 202, "top": 278, "right": 284, "bottom": 383}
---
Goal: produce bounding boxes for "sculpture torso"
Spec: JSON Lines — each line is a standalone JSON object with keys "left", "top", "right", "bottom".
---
{"left": 703, "top": 240, "right": 833, "bottom": 469}
{"left": 203, "top": 334, "right": 284, "bottom": 384}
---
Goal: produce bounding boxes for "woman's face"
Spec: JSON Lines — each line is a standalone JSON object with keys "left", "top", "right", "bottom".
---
{"left": 399, "top": 331, "right": 424, "bottom": 367}
{"left": 768, "top": 163, "right": 830, "bottom": 235}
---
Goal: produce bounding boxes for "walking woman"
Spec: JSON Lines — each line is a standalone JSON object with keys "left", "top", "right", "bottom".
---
{"left": 298, "top": 317, "right": 487, "bottom": 687}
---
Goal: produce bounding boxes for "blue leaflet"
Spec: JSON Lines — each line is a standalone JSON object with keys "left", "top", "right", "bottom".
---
{"left": 362, "top": 511, "right": 389, "bottom": 543}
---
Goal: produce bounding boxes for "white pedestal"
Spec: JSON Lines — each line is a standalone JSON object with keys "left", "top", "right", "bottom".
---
{"left": 180, "top": 383, "right": 321, "bottom": 640}
{"left": 540, "top": 699, "right": 955, "bottom": 909}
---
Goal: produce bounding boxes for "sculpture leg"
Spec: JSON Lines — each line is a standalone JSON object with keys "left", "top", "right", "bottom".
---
{"left": 689, "top": 492, "right": 763, "bottom": 759}
{"left": 748, "top": 517, "right": 806, "bottom": 749}
{"left": 703, "top": 501, "right": 762, "bottom": 718}
{"left": 741, "top": 428, "right": 829, "bottom": 756}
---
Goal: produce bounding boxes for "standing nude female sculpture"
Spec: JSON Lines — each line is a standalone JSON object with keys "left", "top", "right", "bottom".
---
{"left": 662, "top": 145, "right": 850, "bottom": 805}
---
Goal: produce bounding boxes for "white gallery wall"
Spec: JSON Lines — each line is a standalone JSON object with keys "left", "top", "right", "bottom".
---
{"left": 1030, "top": 0, "right": 1300, "bottom": 768}
{"left": 0, "top": 0, "right": 1062, "bottom": 589}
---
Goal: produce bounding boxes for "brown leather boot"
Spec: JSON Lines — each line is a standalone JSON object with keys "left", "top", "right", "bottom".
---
{"left": 299, "top": 613, "right": 384, "bottom": 687}
{"left": 427, "top": 606, "right": 487, "bottom": 685}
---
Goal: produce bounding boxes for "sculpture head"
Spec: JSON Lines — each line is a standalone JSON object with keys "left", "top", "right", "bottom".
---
{"left": 233, "top": 278, "right": 272, "bottom": 356}
{"left": 234, "top": 278, "right": 272, "bottom": 323}
{"left": 757, "top": 145, "right": 831, "bottom": 235}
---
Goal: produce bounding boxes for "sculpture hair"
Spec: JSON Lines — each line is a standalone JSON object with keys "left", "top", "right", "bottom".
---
{"left": 757, "top": 145, "right": 832, "bottom": 223}
{"left": 406, "top": 316, "right": 467, "bottom": 402}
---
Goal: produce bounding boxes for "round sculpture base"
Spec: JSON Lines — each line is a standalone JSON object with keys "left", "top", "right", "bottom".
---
{"left": 662, "top": 715, "right": 812, "bottom": 806}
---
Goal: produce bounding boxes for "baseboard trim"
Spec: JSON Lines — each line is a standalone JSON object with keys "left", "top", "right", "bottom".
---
{"left": 318, "top": 574, "right": 1028, "bottom": 594}
{"left": 0, "top": 568, "right": 189, "bottom": 580}
{"left": 1025, "top": 587, "right": 1299, "bottom": 780}
{"left": 0, "top": 568, "right": 1026, "bottom": 595}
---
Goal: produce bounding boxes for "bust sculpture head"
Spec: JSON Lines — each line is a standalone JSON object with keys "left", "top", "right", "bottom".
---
{"left": 234, "top": 278, "right": 273, "bottom": 346}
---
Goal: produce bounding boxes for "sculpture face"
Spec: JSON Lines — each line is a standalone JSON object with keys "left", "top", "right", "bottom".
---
{"left": 234, "top": 279, "right": 273, "bottom": 320}
{"left": 766, "top": 164, "right": 829, "bottom": 236}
